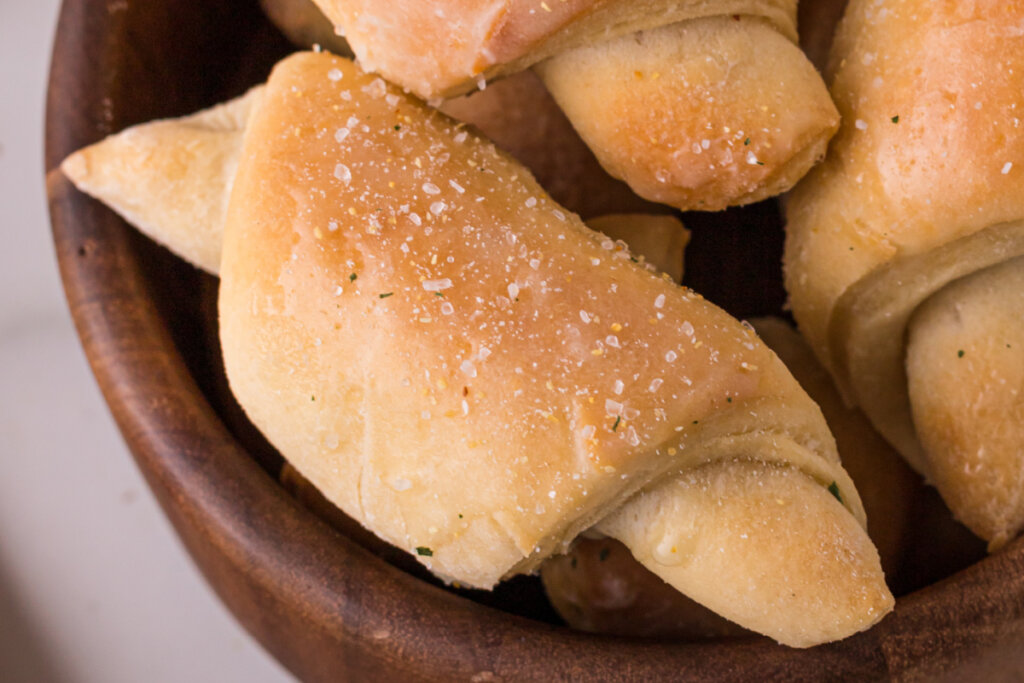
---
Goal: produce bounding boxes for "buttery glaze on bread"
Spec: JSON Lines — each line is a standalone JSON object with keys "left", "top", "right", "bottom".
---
{"left": 311, "top": 0, "right": 839, "bottom": 210}
{"left": 786, "top": 0, "right": 1024, "bottom": 547}
{"left": 211, "top": 52, "right": 890, "bottom": 646}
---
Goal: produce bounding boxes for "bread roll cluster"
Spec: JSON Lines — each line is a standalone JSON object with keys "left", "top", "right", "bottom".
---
{"left": 60, "top": 0, "right": 1022, "bottom": 651}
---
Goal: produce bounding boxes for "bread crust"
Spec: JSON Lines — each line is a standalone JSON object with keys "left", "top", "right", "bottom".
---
{"left": 313, "top": 0, "right": 798, "bottom": 98}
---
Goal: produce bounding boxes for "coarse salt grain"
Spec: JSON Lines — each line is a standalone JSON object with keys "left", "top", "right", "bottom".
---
{"left": 422, "top": 279, "right": 453, "bottom": 292}
{"left": 422, "top": 182, "right": 441, "bottom": 195}
{"left": 363, "top": 78, "right": 387, "bottom": 98}
{"left": 1003, "top": 162, "right": 1014, "bottom": 175}
{"left": 654, "top": 294, "right": 666, "bottom": 309}
{"left": 334, "top": 164, "right": 352, "bottom": 184}
{"left": 328, "top": 68, "right": 343, "bottom": 81}
{"left": 430, "top": 201, "right": 446, "bottom": 215}
{"left": 335, "top": 127, "right": 349, "bottom": 143}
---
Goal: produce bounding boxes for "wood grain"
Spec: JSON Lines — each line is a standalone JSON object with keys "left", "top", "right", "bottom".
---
{"left": 44, "top": 0, "right": 1024, "bottom": 679}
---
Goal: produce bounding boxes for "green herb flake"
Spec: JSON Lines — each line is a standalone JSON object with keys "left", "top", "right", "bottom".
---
{"left": 311, "top": 396, "right": 316, "bottom": 402}
{"left": 744, "top": 137, "right": 751, "bottom": 146}
{"left": 726, "top": 396, "right": 733, "bottom": 403}
{"left": 379, "top": 292, "right": 394, "bottom": 299}
{"left": 349, "top": 273, "right": 358, "bottom": 282}
{"left": 435, "top": 292, "right": 444, "bottom": 297}
{"left": 612, "top": 416, "right": 622, "bottom": 432}
{"left": 599, "top": 548, "right": 611, "bottom": 562}
{"left": 458, "top": 514, "right": 463, "bottom": 519}
{"left": 891, "top": 115, "right": 900, "bottom": 124}
{"left": 415, "top": 546, "right": 433, "bottom": 557}
{"left": 958, "top": 349, "right": 965, "bottom": 358}
{"left": 828, "top": 481, "right": 843, "bottom": 504}
{"left": 394, "top": 124, "right": 401, "bottom": 131}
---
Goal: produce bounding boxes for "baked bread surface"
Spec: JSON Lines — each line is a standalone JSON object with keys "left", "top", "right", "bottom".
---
{"left": 313, "top": 0, "right": 798, "bottom": 98}
{"left": 219, "top": 52, "right": 862, "bottom": 592}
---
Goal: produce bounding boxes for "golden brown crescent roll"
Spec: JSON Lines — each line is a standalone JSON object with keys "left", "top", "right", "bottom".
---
{"left": 309, "top": 0, "right": 839, "bottom": 211}
{"left": 212, "top": 52, "right": 888, "bottom": 647}
{"left": 543, "top": 318, "right": 915, "bottom": 639}
{"left": 785, "top": 0, "right": 1024, "bottom": 548}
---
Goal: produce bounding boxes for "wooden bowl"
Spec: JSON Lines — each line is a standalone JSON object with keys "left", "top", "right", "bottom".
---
{"left": 45, "top": 0, "right": 1024, "bottom": 679}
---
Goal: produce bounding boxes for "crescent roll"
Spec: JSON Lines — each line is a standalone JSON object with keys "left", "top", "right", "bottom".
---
{"left": 309, "top": 0, "right": 839, "bottom": 210}
{"left": 62, "top": 51, "right": 891, "bottom": 647}
{"left": 785, "top": 0, "right": 1024, "bottom": 547}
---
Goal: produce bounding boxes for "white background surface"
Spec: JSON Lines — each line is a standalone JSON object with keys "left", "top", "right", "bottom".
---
{"left": 0, "top": 2, "right": 292, "bottom": 681}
